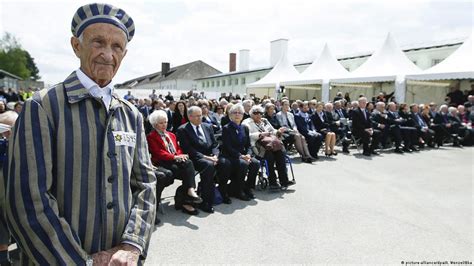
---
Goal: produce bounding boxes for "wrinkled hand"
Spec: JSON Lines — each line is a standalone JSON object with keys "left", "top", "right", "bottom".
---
{"left": 241, "top": 154, "right": 251, "bottom": 162}
{"left": 92, "top": 244, "right": 140, "bottom": 266}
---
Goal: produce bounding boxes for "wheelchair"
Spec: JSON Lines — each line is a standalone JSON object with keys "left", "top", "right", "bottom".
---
{"left": 256, "top": 153, "right": 295, "bottom": 191}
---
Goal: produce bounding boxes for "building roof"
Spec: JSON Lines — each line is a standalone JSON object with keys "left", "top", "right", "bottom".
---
{"left": 406, "top": 35, "right": 473, "bottom": 81}
{"left": 195, "top": 37, "right": 465, "bottom": 81}
{"left": 0, "top": 69, "right": 22, "bottom": 80}
{"left": 116, "top": 60, "right": 221, "bottom": 88}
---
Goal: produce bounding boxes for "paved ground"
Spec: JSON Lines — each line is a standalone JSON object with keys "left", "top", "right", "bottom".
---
{"left": 147, "top": 146, "right": 473, "bottom": 264}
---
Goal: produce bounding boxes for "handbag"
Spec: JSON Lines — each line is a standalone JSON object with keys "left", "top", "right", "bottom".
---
{"left": 258, "top": 134, "right": 283, "bottom": 152}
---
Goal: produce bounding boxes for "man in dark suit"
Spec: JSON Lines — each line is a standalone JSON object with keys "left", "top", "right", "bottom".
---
{"left": 371, "top": 102, "right": 404, "bottom": 153}
{"left": 386, "top": 102, "right": 419, "bottom": 152}
{"left": 433, "top": 104, "right": 461, "bottom": 146}
{"left": 326, "top": 102, "right": 351, "bottom": 153}
{"left": 351, "top": 97, "right": 381, "bottom": 156}
{"left": 294, "top": 102, "right": 322, "bottom": 159}
{"left": 409, "top": 104, "right": 435, "bottom": 147}
{"left": 177, "top": 106, "right": 231, "bottom": 213}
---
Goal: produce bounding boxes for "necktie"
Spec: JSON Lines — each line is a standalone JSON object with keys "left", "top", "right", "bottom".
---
{"left": 362, "top": 109, "right": 367, "bottom": 120}
{"left": 339, "top": 109, "right": 344, "bottom": 118}
{"left": 196, "top": 125, "right": 206, "bottom": 142}
{"left": 417, "top": 114, "right": 426, "bottom": 127}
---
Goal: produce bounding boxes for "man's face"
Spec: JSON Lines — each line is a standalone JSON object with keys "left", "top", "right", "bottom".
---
{"left": 189, "top": 109, "right": 202, "bottom": 126}
{"left": 388, "top": 104, "right": 397, "bottom": 112}
{"left": 376, "top": 104, "right": 385, "bottom": 112}
{"left": 358, "top": 99, "right": 367, "bottom": 109}
{"left": 71, "top": 23, "right": 127, "bottom": 87}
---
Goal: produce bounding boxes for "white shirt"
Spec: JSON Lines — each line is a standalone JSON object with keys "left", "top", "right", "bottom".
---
{"left": 76, "top": 69, "right": 114, "bottom": 111}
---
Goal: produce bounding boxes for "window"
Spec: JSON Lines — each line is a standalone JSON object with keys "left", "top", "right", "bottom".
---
{"left": 432, "top": 59, "right": 442, "bottom": 66}
{"left": 241, "top": 77, "right": 246, "bottom": 84}
{"left": 217, "top": 80, "right": 220, "bottom": 86}
{"left": 202, "top": 82, "right": 205, "bottom": 88}
{"left": 228, "top": 79, "right": 232, "bottom": 86}
{"left": 222, "top": 80, "right": 226, "bottom": 86}
{"left": 211, "top": 81, "right": 215, "bottom": 87}
{"left": 206, "top": 81, "right": 209, "bottom": 87}
{"left": 256, "top": 77, "right": 261, "bottom": 81}
{"left": 235, "top": 79, "right": 239, "bottom": 85}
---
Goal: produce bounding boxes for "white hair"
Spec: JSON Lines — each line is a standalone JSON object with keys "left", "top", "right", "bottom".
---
{"left": 249, "top": 105, "right": 264, "bottom": 115}
{"left": 148, "top": 110, "right": 168, "bottom": 127}
{"left": 448, "top": 106, "right": 457, "bottom": 113}
{"left": 187, "top": 105, "right": 202, "bottom": 116}
{"left": 229, "top": 103, "right": 244, "bottom": 114}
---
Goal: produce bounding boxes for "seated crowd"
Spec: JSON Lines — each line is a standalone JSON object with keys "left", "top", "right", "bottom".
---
{"left": 129, "top": 90, "right": 474, "bottom": 224}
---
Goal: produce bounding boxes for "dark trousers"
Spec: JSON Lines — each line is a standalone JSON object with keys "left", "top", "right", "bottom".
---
{"left": 356, "top": 129, "right": 381, "bottom": 153}
{"left": 400, "top": 126, "right": 418, "bottom": 147}
{"left": 430, "top": 124, "right": 446, "bottom": 145}
{"left": 304, "top": 133, "right": 322, "bottom": 158}
{"left": 416, "top": 128, "right": 435, "bottom": 145}
{"left": 159, "top": 160, "right": 196, "bottom": 190}
{"left": 193, "top": 157, "right": 230, "bottom": 205}
{"left": 225, "top": 157, "right": 259, "bottom": 194}
{"left": 264, "top": 150, "right": 288, "bottom": 185}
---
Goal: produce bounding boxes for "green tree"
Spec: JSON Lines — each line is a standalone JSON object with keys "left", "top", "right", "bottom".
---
{"left": 0, "top": 32, "right": 40, "bottom": 80}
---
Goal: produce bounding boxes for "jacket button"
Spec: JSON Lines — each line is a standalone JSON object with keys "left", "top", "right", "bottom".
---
{"left": 107, "top": 152, "right": 116, "bottom": 158}
{"left": 107, "top": 202, "right": 114, "bottom": 209}
{"left": 107, "top": 176, "right": 114, "bottom": 183}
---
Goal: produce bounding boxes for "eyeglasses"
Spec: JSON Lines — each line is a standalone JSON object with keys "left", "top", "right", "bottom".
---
{"left": 253, "top": 112, "right": 263, "bottom": 115}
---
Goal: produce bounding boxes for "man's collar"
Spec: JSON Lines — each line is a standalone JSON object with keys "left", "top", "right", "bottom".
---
{"left": 63, "top": 71, "right": 121, "bottom": 107}
{"left": 76, "top": 68, "right": 115, "bottom": 96}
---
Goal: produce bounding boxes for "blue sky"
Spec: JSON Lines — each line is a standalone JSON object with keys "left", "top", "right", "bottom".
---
{"left": 0, "top": 0, "right": 472, "bottom": 85}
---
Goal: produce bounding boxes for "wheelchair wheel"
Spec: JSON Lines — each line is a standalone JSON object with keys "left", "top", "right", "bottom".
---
{"left": 259, "top": 178, "right": 268, "bottom": 190}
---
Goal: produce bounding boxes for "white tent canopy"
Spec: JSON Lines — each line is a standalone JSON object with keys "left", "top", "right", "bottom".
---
{"left": 281, "top": 44, "right": 350, "bottom": 101}
{"left": 246, "top": 51, "right": 300, "bottom": 89}
{"left": 331, "top": 33, "right": 422, "bottom": 102}
{"left": 406, "top": 36, "right": 473, "bottom": 81}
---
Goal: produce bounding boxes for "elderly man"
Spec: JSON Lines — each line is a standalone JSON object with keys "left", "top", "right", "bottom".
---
{"left": 177, "top": 106, "right": 231, "bottom": 213}
{"left": 4, "top": 4, "right": 156, "bottom": 265}
{"left": 351, "top": 97, "right": 381, "bottom": 156}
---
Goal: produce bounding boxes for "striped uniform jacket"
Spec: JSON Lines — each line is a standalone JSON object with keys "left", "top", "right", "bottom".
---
{"left": 5, "top": 72, "right": 156, "bottom": 265}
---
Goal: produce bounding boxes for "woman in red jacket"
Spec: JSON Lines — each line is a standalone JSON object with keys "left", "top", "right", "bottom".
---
{"left": 147, "top": 110, "right": 202, "bottom": 215}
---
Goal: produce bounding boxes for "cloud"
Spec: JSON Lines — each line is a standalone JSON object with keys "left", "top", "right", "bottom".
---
{"left": 0, "top": 0, "right": 472, "bottom": 85}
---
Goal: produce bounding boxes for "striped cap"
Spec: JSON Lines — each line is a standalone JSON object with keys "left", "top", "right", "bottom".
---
{"left": 71, "top": 3, "right": 135, "bottom": 42}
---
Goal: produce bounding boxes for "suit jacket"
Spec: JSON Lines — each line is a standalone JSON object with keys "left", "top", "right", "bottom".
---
{"left": 202, "top": 114, "right": 221, "bottom": 133}
{"left": 351, "top": 108, "right": 372, "bottom": 135}
{"left": 171, "top": 111, "right": 188, "bottom": 133}
{"left": 4, "top": 71, "right": 156, "bottom": 264}
{"left": 410, "top": 112, "right": 427, "bottom": 129}
{"left": 334, "top": 108, "right": 348, "bottom": 120}
{"left": 265, "top": 114, "right": 281, "bottom": 129}
{"left": 147, "top": 130, "right": 183, "bottom": 165}
{"left": 386, "top": 111, "right": 405, "bottom": 126}
{"left": 312, "top": 112, "right": 330, "bottom": 132}
{"left": 433, "top": 112, "right": 450, "bottom": 125}
{"left": 370, "top": 111, "right": 389, "bottom": 128}
{"left": 177, "top": 122, "right": 219, "bottom": 160}
{"left": 221, "top": 122, "right": 252, "bottom": 159}
{"left": 294, "top": 112, "right": 315, "bottom": 138}
{"left": 276, "top": 111, "right": 297, "bottom": 131}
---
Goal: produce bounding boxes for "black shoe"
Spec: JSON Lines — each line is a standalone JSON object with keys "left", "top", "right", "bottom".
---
{"left": 394, "top": 148, "right": 404, "bottom": 154}
{"left": 410, "top": 146, "right": 420, "bottom": 152}
{"left": 402, "top": 147, "right": 412, "bottom": 152}
{"left": 235, "top": 192, "right": 251, "bottom": 201}
{"left": 154, "top": 216, "right": 161, "bottom": 225}
{"left": 362, "top": 151, "right": 371, "bottom": 156}
{"left": 182, "top": 205, "right": 199, "bottom": 215}
{"left": 244, "top": 188, "right": 256, "bottom": 199}
{"left": 198, "top": 203, "right": 214, "bottom": 213}
{"left": 184, "top": 194, "right": 203, "bottom": 204}
{"left": 222, "top": 196, "right": 232, "bottom": 204}
{"left": 269, "top": 183, "right": 281, "bottom": 190}
{"left": 282, "top": 180, "right": 296, "bottom": 187}
{"left": 331, "top": 151, "right": 338, "bottom": 156}
{"left": 371, "top": 150, "right": 380, "bottom": 155}
{"left": 342, "top": 148, "right": 350, "bottom": 154}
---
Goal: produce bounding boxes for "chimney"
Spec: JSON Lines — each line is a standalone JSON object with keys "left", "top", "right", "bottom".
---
{"left": 162, "top": 62, "right": 170, "bottom": 76}
{"left": 270, "top": 38, "right": 288, "bottom": 67}
{"left": 229, "top": 53, "right": 236, "bottom": 72}
{"left": 239, "top": 49, "right": 250, "bottom": 71}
